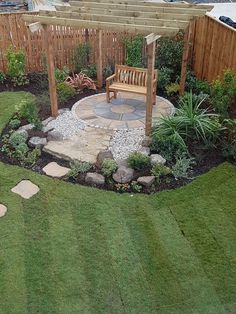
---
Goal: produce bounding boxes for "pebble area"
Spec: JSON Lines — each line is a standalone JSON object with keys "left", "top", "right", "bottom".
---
{"left": 46, "top": 111, "right": 86, "bottom": 140}
{"left": 109, "top": 128, "right": 145, "bottom": 162}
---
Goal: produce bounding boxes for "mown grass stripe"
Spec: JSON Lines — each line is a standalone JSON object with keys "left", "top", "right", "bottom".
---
{"left": 22, "top": 195, "right": 58, "bottom": 314}
{"left": 149, "top": 208, "right": 225, "bottom": 313}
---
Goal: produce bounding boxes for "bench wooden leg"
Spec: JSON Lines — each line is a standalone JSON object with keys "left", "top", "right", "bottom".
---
{"left": 106, "top": 85, "right": 110, "bottom": 103}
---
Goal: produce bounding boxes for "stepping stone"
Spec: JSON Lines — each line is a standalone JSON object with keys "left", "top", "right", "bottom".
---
{"left": 11, "top": 180, "right": 40, "bottom": 199}
{"left": 0, "top": 204, "right": 7, "bottom": 217}
{"left": 42, "top": 162, "right": 70, "bottom": 178}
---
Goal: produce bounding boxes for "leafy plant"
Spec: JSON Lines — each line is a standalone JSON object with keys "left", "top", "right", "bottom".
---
{"left": 68, "top": 160, "right": 92, "bottom": 179}
{"left": 172, "top": 155, "right": 195, "bottom": 180}
{"left": 0, "top": 72, "right": 5, "bottom": 84}
{"left": 56, "top": 82, "right": 76, "bottom": 105}
{"left": 9, "top": 131, "right": 27, "bottom": 148}
{"left": 157, "top": 67, "right": 173, "bottom": 91}
{"left": 151, "top": 164, "right": 172, "bottom": 178}
{"left": 82, "top": 64, "right": 97, "bottom": 78}
{"left": 124, "top": 35, "right": 144, "bottom": 67}
{"left": 9, "top": 118, "right": 21, "bottom": 130}
{"left": 115, "top": 183, "right": 130, "bottom": 193}
{"left": 130, "top": 181, "right": 142, "bottom": 193}
{"left": 6, "top": 47, "right": 28, "bottom": 86}
{"left": 21, "top": 148, "right": 41, "bottom": 167}
{"left": 101, "top": 159, "right": 118, "bottom": 177}
{"left": 54, "top": 67, "right": 69, "bottom": 83}
{"left": 210, "top": 69, "right": 236, "bottom": 118}
{"left": 221, "top": 119, "right": 236, "bottom": 161}
{"left": 103, "top": 64, "right": 114, "bottom": 79}
{"left": 128, "top": 152, "right": 151, "bottom": 170}
{"left": 73, "top": 42, "right": 91, "bottom": 73}
{"left": 15, "top": 98, "right": 37, "bottom": 122}
{"left": 66, "top": 72, "right": 96, "bottom": 91}
{"left": 166, "top": 82, "right": 180, "bottom": 96}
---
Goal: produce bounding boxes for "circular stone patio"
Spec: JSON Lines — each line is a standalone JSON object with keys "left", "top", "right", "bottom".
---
{"left": 72, "top": 92, "right": 175, "bottom": 130}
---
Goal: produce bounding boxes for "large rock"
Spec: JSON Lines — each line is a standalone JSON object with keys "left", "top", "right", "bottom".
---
{"left": 150, "top": 154, "right": 166, "bottom": 165}
{"left": 42, "top": 117, "right": 54, "bottom": 127}
{"left": 112, "top": 166, "right": 134, "bottom": 183}
{"left": 19, "top": 123, "right": 34, "bottom": 131}
{"left": 141, "top": 136, "right": 151, "bottom": 147}
{"left": 43, "top": 162, "right": 70, "bottom": 178}
{"left": 85, "top": 172, "right": 105, "bottom": 185}
{"left": 137, "top": 176, "right": 155, "bottom": 187}
{"left": 96, "top": 150, "right": 113, "bottom": 168}
{"left": 29, "top": 136, "right": 47, "bottom": 149}
{"left": 139, "top": 146, "right": 150, "bottom": 156}
{"left": 47, "top": 130, "right": 63, "bottom": 141}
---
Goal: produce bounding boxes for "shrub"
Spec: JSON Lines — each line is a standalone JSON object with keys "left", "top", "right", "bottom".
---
{"left": 172, "top": 155, "right": 195, "bottom": 180}
{"left": 130, "top": 181, "right": 142, "bottom": 193}
{"left": 73, "top": 42, "right": 91, "bottom": 73}
{"left": 0, "top": 72, "right": 6, "bottom": 84}
{"left": 82, "top": 64, "right": 97, "bottom": 78}
{"left": 101, "top": 159, "right": 118, "bottom": 177}
{"left": 166, "top": 82, "right": 180, "bottom": 96}
{"left": 9, "top": 131, "right": 27, "bottom": 148}
{"left": 68, "top": 160, "right": 92, "bottom": 179}
{"left": 115, "top": 183, "right": 130, "bottom": 193}
{"left": 157, "top": 67, "right": 173, "bottom": 91}
{"left": 21, "top": 148, "right": 41, "bottom": 167}
{"left": 15, "top": 142, "right": 29, "bottom": 157}
{"left": 151, "top": 164, "right": 172, "bottom": 178}
{"left": 57, "top": 82, "right": 76, "bottom": 104}
{"left": 66, "top": 73, "right": 96, "bottom": 91}
{"left": 210, "top": 69, "right": 236, "bottom": 118}
{"left": 54, "top": 67, "right": 69, "bottom": 83}
{"left": 156, "top": 36, "right": 183, "bottom": 77}
{"left": 128, "top": 152, "right": 151, "bottom": 170}
{"left": 9, "top": 118, "right": 21, "bottom": 130}
{"left": 15, "top": 98, "right": 38, "bottom": 123}
{"left": 6, "top": 47, "right": 28, "bottom": 86}
{"left": 221, "top": 119, "right": 236, "bottom": 161}
{"left": 124, "top": 35, "right": 144, "bottom": 67}
{"left": 103, "top": 64, "right": 114, "bottom": 79}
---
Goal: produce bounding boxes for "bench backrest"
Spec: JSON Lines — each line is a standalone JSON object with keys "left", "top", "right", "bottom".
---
{"left": 115, "top": 65, "right": 157, "bottom": 87}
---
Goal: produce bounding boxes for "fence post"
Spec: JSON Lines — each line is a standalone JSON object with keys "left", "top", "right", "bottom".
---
{"left": 43, "top": 24, "right": 58, "bottom": 117}
{"left": 96, "top": 29, "right": 103, "bottom": 88}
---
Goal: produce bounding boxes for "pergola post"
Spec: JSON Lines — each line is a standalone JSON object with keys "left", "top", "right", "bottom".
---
{"left": 179, "top": 21, "right": 193, "bottom": 96}
{"left": 145, "top": 41, "right": 156, "bottom": 136}
{"left": 96, "top": 29, "right": 103, "bottom": 88}
{"left": 43, "top": 24, "right": 58, "bottom": 117}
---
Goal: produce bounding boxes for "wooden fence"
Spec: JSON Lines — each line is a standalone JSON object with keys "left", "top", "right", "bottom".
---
{"left": 192, "top": 14, "right": 236, "bottom": 82}
{"left": 0, "top": 12, "right": 126, "bottom": 73}
{"left": 0, "top": 12, "right": 236, "bottom": 83}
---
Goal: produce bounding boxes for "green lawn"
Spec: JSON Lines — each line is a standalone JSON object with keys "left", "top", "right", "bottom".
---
{"left": 0, "top": 92, "right": 236, "bottom": 313}
{"left": 0, "top": 162, "right": 235, "bottom": 313}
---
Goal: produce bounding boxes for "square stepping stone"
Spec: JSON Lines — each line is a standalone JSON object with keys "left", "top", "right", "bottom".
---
{"left": 11, "top": 180, "right": 40, "bottom": 199}
{"left": 0, "top": 204, "right": 7, "bottom": 217}
{"left": 43, "top": 162, "right": 70, "bottom": 178}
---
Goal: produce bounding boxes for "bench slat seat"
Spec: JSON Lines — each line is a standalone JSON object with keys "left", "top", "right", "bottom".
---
{"left": 106, "top": 65, "right": 157, "bottom": 104}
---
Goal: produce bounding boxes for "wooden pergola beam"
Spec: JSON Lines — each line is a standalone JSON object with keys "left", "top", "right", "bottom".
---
{"left": 40, "top": 10, "right": 189, "bottom": 29}
{"left": 69, "top": 1, "right": 211, "bottom": 15}
{"left": 22, "top": 15, "right": 179, "bottom": 36}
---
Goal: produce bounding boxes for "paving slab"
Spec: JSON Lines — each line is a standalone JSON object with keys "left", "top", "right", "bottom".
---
{"left": 11, "top": 180, "right": 40, "bottom": 199}
{"left": 42, "top": 162, "right": 70, "bottom": 178}
{"left": 0, "top": 204, "right": 7, "bottom": 217}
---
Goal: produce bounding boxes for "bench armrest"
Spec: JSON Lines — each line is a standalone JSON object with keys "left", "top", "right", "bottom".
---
{"left": 106, "top": 73, "right": 116, "bottom": 83}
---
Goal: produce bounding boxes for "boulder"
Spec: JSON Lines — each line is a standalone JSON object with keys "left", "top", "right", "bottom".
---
{"left": 139, "top": 146, "right": 150, "bottom": 156}
{"left": 112, "top": 166, "right": 134, "bottom": 183}
{"left": 19, "top": 123, "right": 34, "bottom": 131}
{"left": 141, "top": 136, "right": 151, "bottom": 147}
{"left": 85, "top": 172, "right": 105, "bottom": 185}
{"left": 96, "top": 150, "right": 113, "bottom": 168}
{"left": 42, "top": 117, "right": 54, "bottom": 127}
{"left": 47, "top": 130, "right": 63, "bottom": 141}
{"left": 42, "top": 124, "right": 54, "bottom": 133}
{"left": 29, "top": 136, "right": 47, "bottom": 149}
{"left": 137, "top": 176, "right": 155, "bottom": 187}
{"left": 150, "top": 154, "right": 166, "bottom": 165}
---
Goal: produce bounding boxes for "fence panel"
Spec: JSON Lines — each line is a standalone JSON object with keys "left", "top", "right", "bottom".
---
{"left": 0, "top": 12, "right": 126, "bottom": 73}
{"left": 192, "top": 15, "right": 236, "bottom": 82}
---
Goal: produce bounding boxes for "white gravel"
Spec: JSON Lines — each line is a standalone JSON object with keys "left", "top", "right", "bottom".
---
{"left": 109, "top": 128, "right": 145, "bottom": 162}
{"left": 46, "top": 111, "right": 86, "bottom": 140}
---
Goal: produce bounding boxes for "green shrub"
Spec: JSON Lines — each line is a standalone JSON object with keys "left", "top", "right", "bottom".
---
{"left": 69, "top": 160, "right": 92, "bottom": 179}
{"left": 82, "top": 64, "right": 97, "bottom": 78}
{"left": 128, "top": 152, "right": 151, "bottom": 170}
{"left": 221, "top": 119, "right": 236, "bottom": 161}
{"left": 9, "top": 118, "right": 21, "bottom": 130}
{"left": 15, "top": 98, "right": 38, "bottom": 123}
{"left": 157, "top": 67, "right": 173, "bottom": 91}
{"left": 21, "top": 148, "right": 41, "bottom": 167}
{"left": 151, "top": 164, "right": 172, "bottom": 178}
{"left": 166, "top": 82, "right": 180, "bottom": 96}
{"left": 156, "top": 36, "right": 183, "bottom": 77}
{"left": 0, "top": 72, "right": 6, "bottom": 84}
{"left": 54, "top": 67, "right": 69, "bottom": 83}
{"left": 9, "top": 132, "right": 27, "bottom": 148}
{"left": 15, "top": 142, "right": 29, "bottom": 156}
{"left": 210, "top": 69, "right": 236, "bottom": 118}
{"left": 130, "top": 181, "right": 142, "bottom": 193}
{"left": 6, "top": 47, "right": 28, "bottom": 86}
{"left": 103, "top": 64, "right": 114, "bottom": 79}
{"left": 172, "top": 155, "right": 195, "bottom": 180}
{"left": 73, "top": 42, "right": 91, "bottom": 73}
{"left": 115, "top": 183, "right": 130, "bottom": 193}
{"left": 124, "top": 35, "right": 144, "bottom": 67}
{"left": 101, "top": 159, "right": 118, "bottom": 177}
{"left": 57, "top": 82, "right": 76, "bottom": 105}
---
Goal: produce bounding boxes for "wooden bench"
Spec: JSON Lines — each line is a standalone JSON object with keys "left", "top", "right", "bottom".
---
{"left": 106, "top": 65, "right": 158, "bottom": 104}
